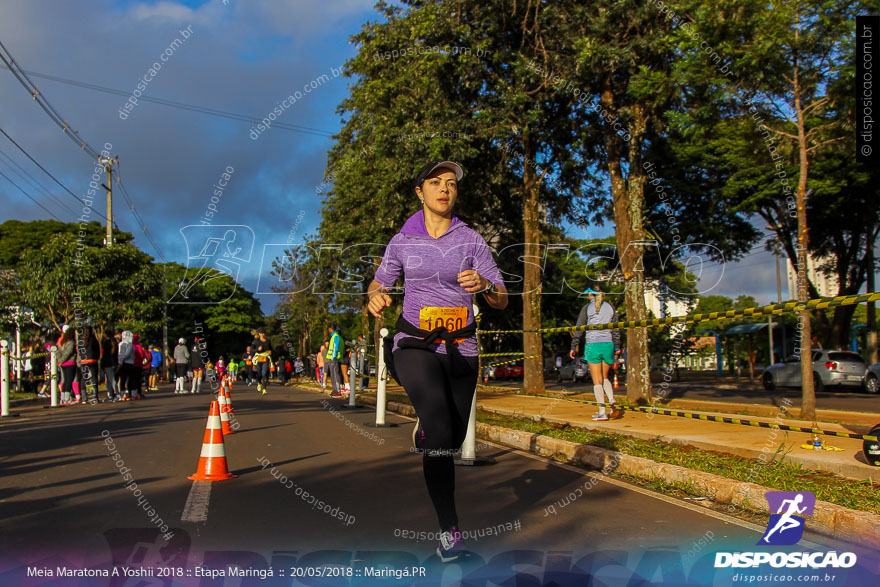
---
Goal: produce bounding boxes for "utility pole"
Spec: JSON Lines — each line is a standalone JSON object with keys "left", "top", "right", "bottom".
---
{"left": 162, "top": 265, "right": 169, "bottom": 382}
{"left": 775, "top": 239, "right": 787, "bottom": 360}
{"left": 99, "top": 155, "right": 118, "bottom": 247}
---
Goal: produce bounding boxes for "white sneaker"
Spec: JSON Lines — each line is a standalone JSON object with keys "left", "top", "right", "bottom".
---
{"left": 436, "top": 529, "right": 466, "bottom": 563}
{"left": 592, "top": 413, "right": 609, "bottom": 421}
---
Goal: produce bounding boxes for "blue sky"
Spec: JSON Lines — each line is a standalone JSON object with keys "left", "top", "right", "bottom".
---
{"left": 0, "top": 0, "right": 803, "bottom": 312}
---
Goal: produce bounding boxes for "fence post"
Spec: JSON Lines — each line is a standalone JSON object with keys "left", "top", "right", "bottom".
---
{"left": 347, "top": 353, "right": 358, "bottom": 408}
{"left": 50, "top": 346, "right": 58, "bottom": 407}
{"left": 1, "top": 340, "right": 9, "bottom": 417}
{"left": 366, "top": 328, "right": 397, "bottom": 428}
{"left": 455, "top": 306, "right": 494, "bottom": 466}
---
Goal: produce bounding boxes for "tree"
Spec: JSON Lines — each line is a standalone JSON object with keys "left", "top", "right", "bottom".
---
{"left": 5, "top": 233, "right": 93, "bottom": 332}
{"left": 675, "top": 0, "right": 867, "bottom": 419}
{"left": 163, "top": 263, "right": 263, "bottom": 360}
{"left": 1, "top": 233, "right": 162, "bottom": 345}
{"left": 0, "top": 219, "right": 133, "bottom": 269}
{"left": 544, "top": 0, "right": 760, "bottom": 403}
{"left": 323, "top": 0, "right": 599, "bottom": 393}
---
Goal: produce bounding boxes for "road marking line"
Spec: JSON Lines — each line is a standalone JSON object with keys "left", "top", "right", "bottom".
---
{"left": 181, "top": 480, "right": 211, "bottom": 523}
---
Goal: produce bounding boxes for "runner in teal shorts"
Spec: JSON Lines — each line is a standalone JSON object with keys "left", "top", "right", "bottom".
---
{"left": 585, "top": 341, "right": 615, "bottom": 365}
{"left": 570, "top": 286, "right": 622, "bottom": 421}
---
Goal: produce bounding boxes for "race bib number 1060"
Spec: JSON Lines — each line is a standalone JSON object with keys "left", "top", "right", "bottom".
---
{"left": 419, "top": 306, "right": 467, "bottom": 343}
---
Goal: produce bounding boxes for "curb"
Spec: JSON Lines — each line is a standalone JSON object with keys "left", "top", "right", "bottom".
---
{"left": 477, "top": 405, "right": 879, "bottom": 483}
{"left": 338, "top": 389, "right": 880, "bottom": 549}
{"left": 474, "top": 421, "right": 880, "bottom": 548}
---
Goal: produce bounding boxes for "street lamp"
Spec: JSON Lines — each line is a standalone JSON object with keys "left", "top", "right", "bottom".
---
{"left": 765, "top": 225, "right": 787, "bottom": 364}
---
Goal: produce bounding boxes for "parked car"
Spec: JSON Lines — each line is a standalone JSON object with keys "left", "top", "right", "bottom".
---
{"left": 763, "top": 349, "right": 866, "bottom": 393}
{"left": 494, "top": 362, "right": 524, "bottom": 380}
{"left": 865, "top": 362, "right": 880, "bottom": 394}
{"left": 557, "top": 358, "right": 589, "bottom": 383}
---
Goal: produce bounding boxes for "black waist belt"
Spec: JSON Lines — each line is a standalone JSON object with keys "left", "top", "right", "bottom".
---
{"left": 385, "top": 315, "right": 478, "bottom": 383}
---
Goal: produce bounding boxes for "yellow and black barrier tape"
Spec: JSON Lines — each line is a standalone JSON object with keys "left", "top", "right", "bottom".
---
{"left": 7, "top": 351, "right": 51, "bottom": 361}
{"left": 484, "top": 354, "right": 541, "bottom": 369}
{"left": 501, "top": 391, "right": 880, "bottom": 442}
{"left": 479, "top": 292, "right": 880, "bottom": 335}
{"left": 480, "top": 352, "right": 527, "bottom": 358}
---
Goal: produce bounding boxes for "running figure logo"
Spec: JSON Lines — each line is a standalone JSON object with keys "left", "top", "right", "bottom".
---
{"left": 758, "top": 491, "right": 816, "bottom": 546}
{"left": 170, "top": 225, "right": 255, "bottom": 304}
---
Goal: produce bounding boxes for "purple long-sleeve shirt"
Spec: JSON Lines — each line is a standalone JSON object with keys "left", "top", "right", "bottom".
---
{"left": 374, "top": 210, "right": 504, "bottom": 356}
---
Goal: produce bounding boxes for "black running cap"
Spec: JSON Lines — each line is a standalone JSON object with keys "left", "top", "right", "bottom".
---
{"left": 414, "top": 160, "right": 464, "bottom": 189}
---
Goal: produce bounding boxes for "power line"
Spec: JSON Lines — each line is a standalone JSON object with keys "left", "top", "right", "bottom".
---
{"left": 0, "top": 147, "right": 79, "bottom": 217}
{"left": 0, "top": 125, "right": 111, "bottom": 223}
{"left": 114, "top": 165, "right": 167, "bottom": 262}
{"left": 0, "top": 40, "right": 102, "bottom": 159}
{"left": 0, "top": 168, "right": 62, "bottom": 220}
{"left": 0, "top": 65, "right": 335, "bottom": 138}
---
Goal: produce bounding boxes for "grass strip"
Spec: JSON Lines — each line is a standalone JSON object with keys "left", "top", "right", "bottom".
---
{"left": 478, "top": 410, "right": 879, "bottom": 515}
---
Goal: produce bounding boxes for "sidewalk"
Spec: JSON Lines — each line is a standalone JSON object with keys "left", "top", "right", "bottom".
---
{"left": 475, "top": 389, "right": 880, "bottom": 483}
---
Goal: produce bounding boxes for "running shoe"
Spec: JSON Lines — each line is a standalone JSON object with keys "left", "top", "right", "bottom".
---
{"left": 592, "top": 413, "right": 609, "bottom": 421}
{"left": 436, "top": 529, "right": 466, "bottom": 563}
{"left": 330, "top": 391, "right": 342, "bottom": 398}
{"left": 412, "top": 418, "right": 425, "bottom": 451}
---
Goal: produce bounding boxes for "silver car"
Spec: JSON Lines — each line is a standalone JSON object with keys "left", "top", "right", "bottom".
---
{"left": 865, "top": 362, "right": 880, "bottom": 394}
{"left": 557, "top": 358, "right": 589, "bottom": 383}
{"left": 763, "top": 349, "right": 866, "bottom": 393}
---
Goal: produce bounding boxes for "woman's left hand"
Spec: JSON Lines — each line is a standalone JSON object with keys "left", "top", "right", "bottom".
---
{"left": 457, "top": 270, "right": 488, "bottom": 293}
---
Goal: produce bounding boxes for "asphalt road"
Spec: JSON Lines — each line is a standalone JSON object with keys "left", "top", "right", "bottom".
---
{"left": 487, "top": 376, "right": 880, "bottom": 414}
{"left": 1, "top": 383, "right": 877, "bottom": 586}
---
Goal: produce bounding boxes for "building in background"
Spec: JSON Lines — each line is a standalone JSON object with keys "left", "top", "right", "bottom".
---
{"left": 786, "top": 253, "right": 838, "bottom": 299}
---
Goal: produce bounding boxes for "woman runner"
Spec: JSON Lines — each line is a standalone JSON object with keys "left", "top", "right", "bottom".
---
{"left": 367, "top": 160, "right": 507, "bottom": 562}
{"left": 570, "top": 286, "right": 622, "bottom": 421}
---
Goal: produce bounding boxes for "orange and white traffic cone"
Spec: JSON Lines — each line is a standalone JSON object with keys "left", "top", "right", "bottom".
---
{"left": 188, "top": 401, "right": 236, "bottom": 481}
{"left": 218, "top": 389, "right": 236, "bottom": 435}
{"left": 613, "top": 371, "right": 619, "bottom": 389}
{"left": 223, "top": 386, "right": 235, "bottom": 415}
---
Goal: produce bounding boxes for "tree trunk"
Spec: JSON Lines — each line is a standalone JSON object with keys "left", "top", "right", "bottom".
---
{"left": 868, "top": 245, "right": 878, "bottom": 363}
{"left": 793, "top": 56, "right": 816, "bottom": 420}
{"left": 605, "top": 93, "right": 651, "bottom": 404}
{"left": 829, "top": 304, "right": 856, "bottom": 350}
{"left": 521, "top": 134, "right": 545, "bottom": 394}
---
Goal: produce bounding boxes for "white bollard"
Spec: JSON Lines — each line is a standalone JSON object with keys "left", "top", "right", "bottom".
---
{"left": 376, "top": 328, "right": 388, "bottom": 426}
{"left": 50, "top": 346, "right": 58, "bottom": 407}
{"left": 1, "top": 340, "right": 9, "bottom": 417}
{"left": 454, "top": 303, "right": 495, "bottom": 466}
{"left": 459, "top": 388, "right": 478, "bottom": 461}
{"left": 348, "top": 358, "right": 358, "bottom": 408}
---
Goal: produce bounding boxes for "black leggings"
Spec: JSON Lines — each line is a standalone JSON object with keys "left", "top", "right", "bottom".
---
{"left": 393, "top": 348, "right": 478, "bottom": 532}
{"left": 61, "top": 364, "right": 77, "bottom": 393}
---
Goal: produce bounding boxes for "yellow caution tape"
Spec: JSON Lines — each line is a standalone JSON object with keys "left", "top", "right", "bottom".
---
{"left": 484, "top": 355, "right": 541, "bottom": 369}
{"left": 478, "top": 292, "right": 880, "bottom": 335}
{"left": 499, "top": 391, "right": 880, "bottom": 442}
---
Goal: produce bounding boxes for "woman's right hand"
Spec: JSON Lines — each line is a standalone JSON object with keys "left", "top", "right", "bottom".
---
{"left": 368, "top": 292, "right": 392, "bottom": 317}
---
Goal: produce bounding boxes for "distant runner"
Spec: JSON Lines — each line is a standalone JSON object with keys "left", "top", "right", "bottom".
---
{"left": 251, "top": 328, "right": 272, "bottom": 395}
